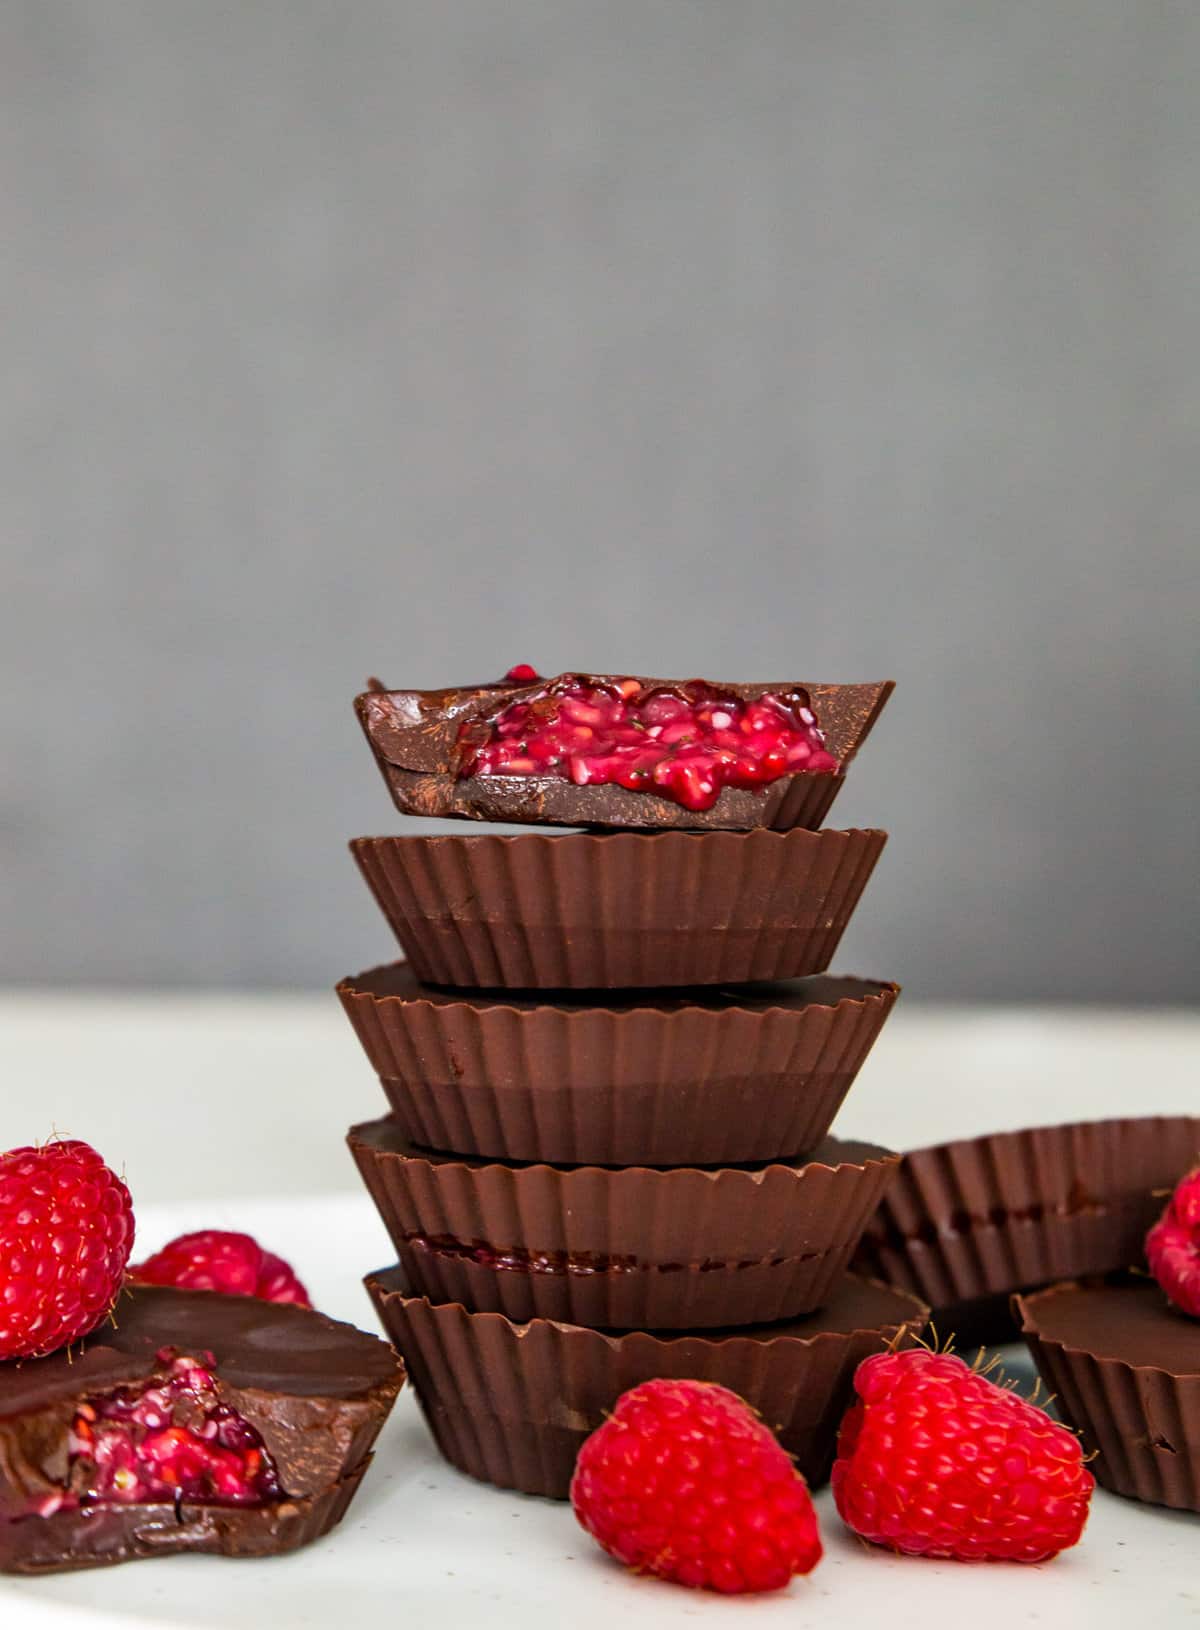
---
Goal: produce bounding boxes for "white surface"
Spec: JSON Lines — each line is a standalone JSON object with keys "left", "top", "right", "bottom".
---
{"left": 0, "top": 995, "right": 1198, "bottom": 1627}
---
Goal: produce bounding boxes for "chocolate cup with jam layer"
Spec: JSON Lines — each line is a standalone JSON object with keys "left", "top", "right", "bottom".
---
{"left": 348, "top": 1117, "right": 899, "bottom": 1329}
{"left": 337, "top": 964, "right": 899, "bottom": 1166}
{"left": 349, "top": 826, "right": 887, "bottom": 990}
{"left": 355, "top": 675, "right": 893, "bottom": 832}
{"left": 365, "top": 1266, "right": 928, "bottom": 1499}
{"left": 0, "top": 1285, "right": 403, "bottom": 1574}
{"left": 1018, "top": 1276, "right": 1200, "bottom": 1512}
{"left": 852, "top": 1115, "right": 1200, "bottom": 1345}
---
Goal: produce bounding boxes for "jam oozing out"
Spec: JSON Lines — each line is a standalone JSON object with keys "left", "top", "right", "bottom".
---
{"left": 402, "top": 1233, "right": 815, "bottom": 1276}
{"left": 457, "top": 675, "right": 837, "bottom": 811}
{"left": 53, "top": 1348, "right": 282, "bottom": 1512}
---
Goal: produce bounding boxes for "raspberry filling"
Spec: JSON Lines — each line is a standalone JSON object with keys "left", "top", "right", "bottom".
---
{"left": 456, "top": 675, "right": 838, "bottom": 812}
{"left": 38, "top": 1349, "right": 282, "bottom": 1515}
{"left": 402, "top": 1233, "right": 814, "bottom": 1276}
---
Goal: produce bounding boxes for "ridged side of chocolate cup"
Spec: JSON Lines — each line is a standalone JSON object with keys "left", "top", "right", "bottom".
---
{"left": 365, "top": 1268, "right": 928, "bottom": 1499}
{"left": 349, "top": 827, "right": 887, "bottom": 990}
{"left": 1018, "top": 1280, "right": 1200, "bottom": 1512}
{"left": 348, "top": 1119, "right": 899, "bottom": 1328}
{"left": 338, "top": 965, "right": 899, "bottom": 1164}
{"left": 852, "top": 1115, "right": 1200, "bottom": 1342}
{"left": 355, "top": 678, "right": 893, "bottom": 832}
{"left": 0, "top": 1464, "right": 370, "bottom": 1574}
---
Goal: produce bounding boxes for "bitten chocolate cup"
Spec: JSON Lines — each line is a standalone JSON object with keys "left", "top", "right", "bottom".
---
{"left": 852, "top": 1115, "right": 1200, "bottom": 1345}
{"left": 349, "top": 827, "right": 887, "bottom": 990}
{"left": 356, "top": 675, "right": 893, "bottom": 832}
{"left": 365, "top": 1267, "right": 928, "bottom": 1499}
{"left": 0, "top": 1285, "right": 404, "bottom": 1574}
{"left": 348, "top": 1117, "right": 899, "bottom": 1329}
{"left": 337, "top": 964, "right": 899, "bottom": 1166}
{"left": 1018, "top": 1276, "right": 1200, "bottom": 1512}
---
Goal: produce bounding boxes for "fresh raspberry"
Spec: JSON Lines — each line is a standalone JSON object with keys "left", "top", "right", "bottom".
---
{"left": 1146, "top": 1164, "right": 1200, "bottom": 1315}
{"left": 571, "top": 1379, "right": 822, "bottom": 1594}
{"left": 832, "top": 1348, "right": 1094, "bottom": 1562}
{"left": 130, "top": 1231, "right": 310, "bottom": 1308}
{"left": 0, "top": 1139, "right": 135, "bottom": 1360}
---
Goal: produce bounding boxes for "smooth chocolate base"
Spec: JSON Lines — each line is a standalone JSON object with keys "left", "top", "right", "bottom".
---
{"left": 366, "top": 1267, "right": 928, "bottom": 1499}
{"left": 356, "top": 677, "right": 893, "bottom": 831}
{"left": 1018, "top": 1276, "right": 1200, "bottom": 1512}
{"left": 0, "top": 1286, "right": 403, "bottom": 1574}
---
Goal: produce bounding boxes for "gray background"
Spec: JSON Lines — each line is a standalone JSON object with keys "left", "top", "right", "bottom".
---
{"left": 2, "top": 1, "right": 1196, "bottom": 999}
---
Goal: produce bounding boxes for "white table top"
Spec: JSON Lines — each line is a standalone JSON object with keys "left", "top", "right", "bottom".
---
{"left": 0, "top": 991, "right": 1197, "bottom": 1628}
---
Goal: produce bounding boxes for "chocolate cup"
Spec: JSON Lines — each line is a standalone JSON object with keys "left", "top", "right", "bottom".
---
{"left": 365, "top": 1267, "right": 928, "bottom": 1499}
{"left": 348, "top": 1117, "right": 899, "bottom": 1328}
{"left": 349, "top": 826, "right": 887, "bottom": 990}
{"left": 1018, "top": 1277, "right": 1200, "bottom": 1512}
{"left": 356, "top": 677, "right": 893, "bottom": 832}
{"left": 337, "top": 964, "right": 899, "bottom": 1165}
{"left": 851, "top": 1115, "right": 1200, "bottom": 1345}
{"left": 0, "top": 1284, "right": 405, "bottom": 1574}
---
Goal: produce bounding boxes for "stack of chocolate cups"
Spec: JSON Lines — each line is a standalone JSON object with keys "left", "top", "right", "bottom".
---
{"left": 341, "top": 672, "right": 929, "bottom": 1498}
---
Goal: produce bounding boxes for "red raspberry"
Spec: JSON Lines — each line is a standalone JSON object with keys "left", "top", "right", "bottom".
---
{"left": 130, "top": 1231, "right": 310, "bottom": 1308}
{"left": 0, "top": 1139, "right": 135, "bottom": 1360}
{"left": 571, "top": 1379, "right": 822, "bottom": 1594}
{"left": 832, "top": 1348, "right": 1094, "bottom": 1562}
{"left": 1146, "top": 1165, "right": 1200, "bottom": 1316}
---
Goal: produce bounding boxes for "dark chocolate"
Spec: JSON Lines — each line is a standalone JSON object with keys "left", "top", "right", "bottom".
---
{"left": 349, "top": 825, "right": 888, "bottom": 990}
{"left": 366, "top": 1266, "right": 928, "bottom": 1498}
{"left": 348, "top": 1117, "right": 899, "bottom": 1327}
{"left": 1018, "top": 1276, "right": 1200, "bottom": 1512}
{"left": 852, "top": 1115, "right": 1200, "bottom": 1343}
{"left": 337, "top": 964, "right": 900, "bottom": 1165}
{"left": 355, "top": 675, "right": 893, "bottom": 831}
{"left": 0, "top": 1286, "right": 403, "bottom": 1573}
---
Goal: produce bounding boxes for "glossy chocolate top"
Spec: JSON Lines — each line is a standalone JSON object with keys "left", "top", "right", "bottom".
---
{"left": 0, "top": 1286, "right": 400, "bottom": 1419}
{"left": 1019, "top": 1277, "right": 1200, "bottom": 1374}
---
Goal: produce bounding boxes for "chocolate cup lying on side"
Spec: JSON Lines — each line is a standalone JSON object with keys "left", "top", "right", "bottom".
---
{"left": 852, "top": 1115, "right": 1200, "bottom": 1345}
{"left": 356, "top": 676, "right": 893, "bottom": 832}
{"left": 338, "top": 964, "right": 900, "bottom": 1165}
{"left": 366, "top": 1267, "right": 927, "bottom": 1499}
{"left": 350, "top": 826, "right": 887, "bottom": 990}
{"left": 1018, "top": 1276, "right": 1200, "bottom": 1512}
{"left": 349, "top": 1117, "right": 899, "bottom": 1329}
{"left": 0, "top": 1285, "right": 404, "bottom": 1574}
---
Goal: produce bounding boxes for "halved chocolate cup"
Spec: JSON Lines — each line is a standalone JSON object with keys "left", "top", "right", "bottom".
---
{"left": 349, "top": 826, "right": 887, "bottom": 990}
{"left": 0, "top": 1284, "right": 404, "bottom": 1574}
{"left": 1018, "top": 1276, "right": 1200, "bottom": 1512}
{"left": 365, "top": 1267, "right": 927, "bottom": 1499}
{"left": 349, "top": 1117, "right": 899, "bottom": 1328}
{"left": 852, "top": 1115, "right": 1200, "bottom": 1344}
{"left": 356, "top": 676, "right": 893, "bottom": 832}
{"left": 337, "top": 964, "right": 899, "bottom": 1165}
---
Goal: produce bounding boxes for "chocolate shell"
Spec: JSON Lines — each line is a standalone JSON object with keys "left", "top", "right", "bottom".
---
{"left": 365, "top": 1267, "right": 928, "bottom": 1499}
{"left": 338, "top": 964, "right": 899, "bottom": 1165}
{"left": 852, "top": 1115, "right": 1200, "bottom": 1344}
{"left": 348, "top": 1117, "right": 899, "bottom": 1328}
{"left": 350, "top": 826, "right": 887, "bottom": 990}
{"left": 356, "top": 675, "right": 893, "bottom": 831}
{"left": 1018, "top": 1276, "right": 1200, "bottom": 1512}
{"left": 0, "top": 1285, "right": 404, "bottom": 1573}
